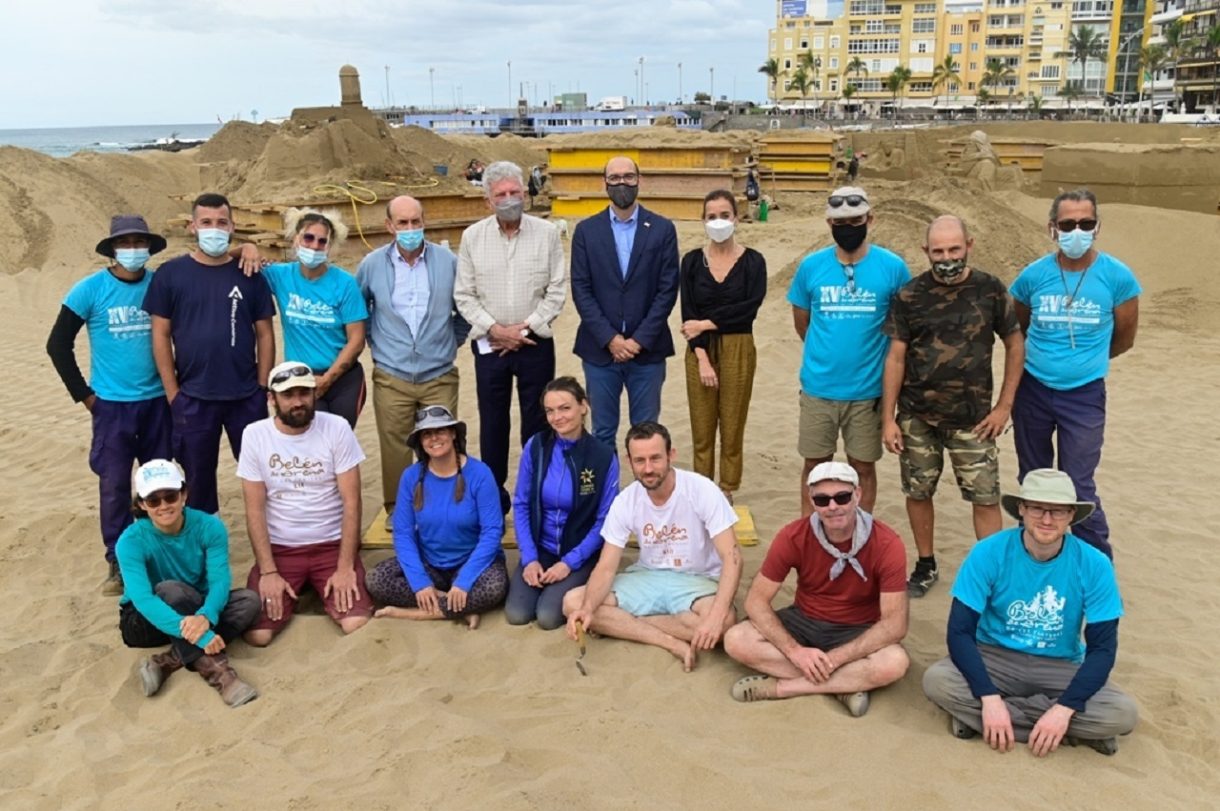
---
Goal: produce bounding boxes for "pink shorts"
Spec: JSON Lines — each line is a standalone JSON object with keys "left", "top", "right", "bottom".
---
{"left": 246, "top": 540, "right": 373, "bottom": 632}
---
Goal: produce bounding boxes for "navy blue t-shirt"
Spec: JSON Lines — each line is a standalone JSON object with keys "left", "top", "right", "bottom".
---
{"left": 142, "top": 254, "right": 276, "bottom": 400}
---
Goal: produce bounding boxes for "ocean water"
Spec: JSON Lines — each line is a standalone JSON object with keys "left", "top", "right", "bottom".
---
{"left": 0, "top": 123, "right": 222, "bottom": 158}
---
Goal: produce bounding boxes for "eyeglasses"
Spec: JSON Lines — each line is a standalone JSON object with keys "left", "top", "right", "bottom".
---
{"left": 811, "top": 490, "right": 854, "bottom": 507}
{"left": 828, "top": 194, "right": 866, "bottom": 208}
{"left": 1023, "top": 504, "right": 1074, "bottom": 520}
{"left": 1054, "top": 219, "right": 1097, "bottom": 233}
{"left": 415, "top": 405, "right": 454, "bottom": 423}
{"left": 300, "top": 233, "right": 330, "bottom": 246}
{"left": 605, "top": 172, "right": 639, "bottom": 186}
{"left": 143, "top": 489, "right": 182, "bottom": 508}
{"left": 270, "top": 364, "right": 311, "bottom": 387}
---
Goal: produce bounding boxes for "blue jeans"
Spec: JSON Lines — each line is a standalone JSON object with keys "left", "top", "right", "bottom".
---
{"left": 504, "top": 557, "right": 597, "bottom": 630}
{"left": 1011, "top": 372, "right": 1110, "bottom": 557}
{"left": 583, "top": 359, "right": 667, "bottom": 451}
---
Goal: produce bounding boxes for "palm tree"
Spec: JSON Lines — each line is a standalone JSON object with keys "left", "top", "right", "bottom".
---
{"left": 1027, "top": 93, "right": 1045, "bottom": 120}
{"left": 1057, "top": 26, "right": 1108, "bottom": 98}
{"left": 931, "top": 55, "right": 961, "bottom": 102}
{"left": 1060, "top": 80, "right": 1083, "bottom": 118}
{"left": 789, "top": 65, "right": 813, "bottom": 111}
{"left": 886, "top": 65, "right": 912, "bottom": 119}
{"left": 1138, "top": 43, "right": 1169, "bottom": 120}
{"left": 758, "top": 57, "right": 781, "bottom": 100}
{"left": 976, "top": 87, "right": 992, "bottom": 117}
{"left": 1207, "top": 23, "right": 1220, "bottom": 109}
{"left": 846, "top": 57, "right": 869, "bottom": 87}
{"left": 798, "top": 50, "right": 823, "bottom": 113}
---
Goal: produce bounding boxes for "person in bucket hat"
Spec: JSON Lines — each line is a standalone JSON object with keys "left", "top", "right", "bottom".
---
{"left": 922, "top": 468, "right": 1138, "bottom": 757}
{"left": 46, "top": 214, "right": 173, "bottom": 595}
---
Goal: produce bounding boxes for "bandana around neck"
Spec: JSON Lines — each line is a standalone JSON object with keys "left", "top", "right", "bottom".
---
{"left": 809, "top": 508, "right": 873, "bottom": 582}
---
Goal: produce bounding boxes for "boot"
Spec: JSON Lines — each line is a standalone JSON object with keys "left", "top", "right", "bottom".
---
{"left": 194, "top": 653, "right": 258, "bottom": 708}
{"left": 138, "top": 649, "right": 183, "bottom": 697}
{"left": 101, "top": 561, "right": 124, "bottom": 596}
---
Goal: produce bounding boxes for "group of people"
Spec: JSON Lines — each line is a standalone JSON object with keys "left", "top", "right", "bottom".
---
{"left": 49, "top": 156, "right": 1141, "bottom": 756}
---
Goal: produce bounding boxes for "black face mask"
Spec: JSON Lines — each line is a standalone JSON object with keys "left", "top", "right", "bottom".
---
{"left": 830, "top": 222, "right": 868, "bottom": 253}
{"left": 606, "top": 183, "right": 639, "bottom": 209}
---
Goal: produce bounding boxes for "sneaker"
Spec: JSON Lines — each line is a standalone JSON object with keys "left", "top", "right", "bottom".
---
{"left": 1067, "top": 735, "right": 1118, "bottom": 756}
{"left": 951, "top": 716, "right": 979, "bottom": 739}
{"left": 836, "top": 691, "right": 870, "bottom": 717}
{"left": 101, "top": 561, "right": 124, "bottom": 597}
{"left": 731, "top": 675, "right": 779, "bottom": 702}
{"left": 907, "top": 564, "right": 939, "bottom": 598}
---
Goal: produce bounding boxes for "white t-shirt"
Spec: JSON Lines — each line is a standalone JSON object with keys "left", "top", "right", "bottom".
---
{"left": 237, "top": 412, "right": 366, "bottom": 547}
{"left": 601, "top": 469, "right": 738, "bottom": 577}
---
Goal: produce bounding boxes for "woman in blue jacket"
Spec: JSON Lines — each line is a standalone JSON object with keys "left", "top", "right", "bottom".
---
{"left": 366, "top": 406, "right": 507, "bottom": 629}
{"left": 505, "top": 377, "right": 619, "bottom": 630}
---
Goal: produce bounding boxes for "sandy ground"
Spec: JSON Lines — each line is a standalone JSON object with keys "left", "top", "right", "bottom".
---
{"left": 1, "top": 126, "right": 1219, "bottom": 809}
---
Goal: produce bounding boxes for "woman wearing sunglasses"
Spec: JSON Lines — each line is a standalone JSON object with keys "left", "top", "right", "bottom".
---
{"left": 679, "top": 189, "right": 767, "bottom": 504}
{"left": 365, "top": 406, "right": 508, "bottom": 628}
{"left": 115, "top": 460, "right": 261, "bottom": 707}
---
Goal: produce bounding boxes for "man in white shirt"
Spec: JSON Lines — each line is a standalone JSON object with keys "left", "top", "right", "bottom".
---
{"left": 565, "top": 422, "right": 742, "bottom": 671}
{"left": 238, "top": 361, "right": 371, "bottom": 644}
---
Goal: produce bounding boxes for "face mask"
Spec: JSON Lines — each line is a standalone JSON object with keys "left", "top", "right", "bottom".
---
{"left": 931, "top": 258, "right": 967, "bottom": 281}
{"left": 395, "top": 228, "right": 424, "bottom": 252}
{"left": 114, "top": 248, "right": 150, "bottom": 271}
{"left": 606, "top": 183, "right": 639, "bottom": 209}
{"left": 494, "top": 198, "right": 524, "bottom": 223}
{"left": 1057, "top": 228, "right": 1093, "bottom": 260}
{"left": 705, "top": 219, "right": 735, "bottom": 243}
{"left": 296, "top": 246, "right": 327, "bottom": 268}
{"left": 196, "top": 228, "right": 231, "bottom": 257}
{"left": 830, "top": 222, "right": 868, "bottom": 253}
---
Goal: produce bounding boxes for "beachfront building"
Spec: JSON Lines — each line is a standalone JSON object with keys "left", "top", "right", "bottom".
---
{"left": 1106, "top": 0, "right": 1156, "bottom": 102}
{"left": 1146, "top": 0, "right": 1186, "bottom": 111}
{"left": 1174, "top": 0, "right": 1220, "bottom": 111}
{"left": 1064, "top": 0, "right": 1115, "bottom": 96}
{"left": 767, "top": 1, "right": 850, "bottom": 109}
{"left": 939, "top": 1, "right": 986, "bottom": 108}
{"left": 975, "top": 0, "right": 1076, "bottom": 108}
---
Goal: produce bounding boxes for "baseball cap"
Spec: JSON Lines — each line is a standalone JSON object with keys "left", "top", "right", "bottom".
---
{"left": 268, "top": 361, "right": 316, "bottom": 392}
{"left": 807, "top": 461, "right": 860, "bottom": 487}
{"left": 135, "top": 459, "right": 186, "bottom": 498}
{"left": 826, "top": 186, "right": 871, "bottom": 219}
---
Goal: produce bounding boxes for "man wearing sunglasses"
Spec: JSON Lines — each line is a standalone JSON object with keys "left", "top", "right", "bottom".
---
{"left": 788, "top": 186, "right": 910, "bottom": 516}
{"left": 1009, "top": 189, "right": 1141, "bottom": 559}
{"left": 923, "top": 469, "right": 1137, "bottom": 756}
{"left": 724, "top": 462, "right": 910, "bottom": 715}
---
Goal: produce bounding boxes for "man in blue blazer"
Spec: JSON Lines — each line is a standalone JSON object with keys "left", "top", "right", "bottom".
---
{"left": 570, "top": 156, "right": 680, "bottom": 449}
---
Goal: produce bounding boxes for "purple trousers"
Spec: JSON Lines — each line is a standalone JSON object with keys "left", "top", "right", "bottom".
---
{"left": 89, "top": 397, "right": 173, "bottom": 562}
{"left": 1011, "top": 372, "right": 1111, "bottom": 558}
{"left": 171, "top": 390, "right": 267, "bottom": 515}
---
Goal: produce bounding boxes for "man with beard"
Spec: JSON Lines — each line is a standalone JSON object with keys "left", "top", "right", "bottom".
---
{"left": 564, "top": 422, "right": 742, "bottom": 672}
{"left": 880, "top": 215, "right": 1025, "bottom": 597}
{"left": 787, "top": 187, "right": 909, "bottom": 516}
{"left": 236, "top": 361, "right": 372, "bottom": 643}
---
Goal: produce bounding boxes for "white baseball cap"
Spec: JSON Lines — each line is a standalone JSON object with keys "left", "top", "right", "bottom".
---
{"left": 135, "top": 459, "right": 186, "bottom": 498}
{"left": 807, "top": 461, "right": 860, "bottom": 487}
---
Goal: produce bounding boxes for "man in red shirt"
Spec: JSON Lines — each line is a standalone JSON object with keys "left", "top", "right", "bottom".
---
{"left": 724, "top": 461, "right": 910, "bottom": 716}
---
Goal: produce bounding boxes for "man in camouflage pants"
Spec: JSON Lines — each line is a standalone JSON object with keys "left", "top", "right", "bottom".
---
{"left": 879, "top": 215, "right": 1025, "bottom": 596}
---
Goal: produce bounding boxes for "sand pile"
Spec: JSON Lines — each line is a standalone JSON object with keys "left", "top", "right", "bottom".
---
{"left": 196, "top": 120, "right": 280, "bottom": 164}
{"left": 441, "top": 131, "right": 549, "bottom": 173}
{"left": 1041, "top": 142, "right": 1220, "bottom": 214}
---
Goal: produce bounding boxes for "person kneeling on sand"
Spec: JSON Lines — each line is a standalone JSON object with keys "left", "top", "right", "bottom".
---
{"left": 724, "top": 462, "right": 910, "bottom": 715}
{"left": 116, "top": 460, "right": 260, "bottom": 707}
{"left": 365, "top": 406, "right": 508, "bottom": 629}
{"left": 564, "top": 422, "right": 742, "bottom": 671}
{"left": 922, "top": 469, "right": 1138, "bottom": 756}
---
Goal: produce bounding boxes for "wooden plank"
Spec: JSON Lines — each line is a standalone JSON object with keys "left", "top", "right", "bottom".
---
{"left": 548, "top": 146, "right": 749, "bottom": 171}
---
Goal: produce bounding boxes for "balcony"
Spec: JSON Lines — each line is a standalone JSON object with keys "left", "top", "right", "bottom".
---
{"left": 1149, "top": 7, "right": 1184, "bottom": 23}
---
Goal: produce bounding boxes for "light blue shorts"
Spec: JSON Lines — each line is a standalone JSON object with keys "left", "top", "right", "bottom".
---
{"left": 611, "top": 565, "right": 719, "bottom": 617}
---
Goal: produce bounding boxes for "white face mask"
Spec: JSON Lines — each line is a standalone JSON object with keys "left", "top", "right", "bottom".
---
{"left": 705, "top": 218, "right": 735, "bottom": 243}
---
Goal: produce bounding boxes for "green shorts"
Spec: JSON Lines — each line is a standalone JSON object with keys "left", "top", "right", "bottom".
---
{"left": 898, "top": 414, "right": 999, "bottom": 505}
{"left": 798, "top": 392, "right": 882, "bottom": 462}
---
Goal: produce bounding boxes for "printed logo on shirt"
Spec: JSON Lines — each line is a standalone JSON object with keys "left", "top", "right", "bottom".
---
{"left": 286, "top": 292, "right": 337, "bottom": 326}
{"left": 106, "top": 305, "right": 152, "bottom": 338}
{"left": 267, "top": 453, "right": 326, "bottom": 490}
{"left": 1034, "top": 295, "right": 1103, "bottom": 329}
{"left": 1004, "top": 584, "right": 1066, "bottom": 649}
{"left": 579, "top": 468, "right": 596, "bottom": 496}
{"left": 817, "top": 285, "right": 879, "bottom": 318}
{"left": 228, "top": 286, "right": 243, "bottom": 348}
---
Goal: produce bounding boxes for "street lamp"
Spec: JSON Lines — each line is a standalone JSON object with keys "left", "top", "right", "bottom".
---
{"left": 1119, "top": 29, "right": 1143, "bottom": 121}
{"left": 429, "top": 67, "right": 435, "bottom": 109}
{"left": 507, "top": 61, "right": 512, "bottom": 107}
{"left": 639, "top": 57, "right": 645, "bottom": 105}
{"left": 710, "top": 66, "right": 715, "bottom": 101}
{"left": 678, "top": 62, "right": 683, "bottom": 104}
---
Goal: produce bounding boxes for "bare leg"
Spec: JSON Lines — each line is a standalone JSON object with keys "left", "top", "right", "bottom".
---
{"left": 374, "top": 606, "right": 445, "bottom": 620}
{"left": 972, "top": 503, "right": 1002, "bottom": 540}
{"left": 465, "top": 614, "right": 481, "bottom": 630}
{"left": 587, "top": 602, "right": 696, "bottom": 671}
{"left": 243, "top": 629, "right": 276, "bottom": 647}
{"left": 338, "top": 616, "right": 370, "bottom": 634}
{"left": 847, "top": 457, "right": 877, "bottom": 512}
{"left": 906, "top": 496, "right": 936, "bottom": 558}
{"left": 801, "top": 456, "right": 829, "bottom": 517}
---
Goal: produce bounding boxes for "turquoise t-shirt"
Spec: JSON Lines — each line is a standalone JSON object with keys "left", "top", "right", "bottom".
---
{"left": 786, "top": 244, "right": 910, "bottom": 401}
{"left": 264, "top": 262, "right": 368, "bottom": 371}
{"left": 62, "top": 268, "right": 164, "bottom": 401}
{"left": 951, "top": 527, "right": 1123, "bottom": 663}
{"left": 1009, "top": 252, "right": 1141, "bottom": 391}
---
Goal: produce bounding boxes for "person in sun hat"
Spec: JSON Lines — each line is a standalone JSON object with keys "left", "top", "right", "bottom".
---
{"left": 115, "top": 459, "right": 261, "bottom": 708}
{"left": 922, "top": 468, "right": 1138, "bottom": 757}
{"left": 46, "top": 214, "right": 173, "bottom": 596}
{"left": 723, "top": 461, "right": 909, "bottom": 717}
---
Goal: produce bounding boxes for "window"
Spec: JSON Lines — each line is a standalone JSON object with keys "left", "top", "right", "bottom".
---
{"left": 831, "top": 79, "right": 839, "bottom": 92}
{"left": 1041, "top": 64, "right": 1060, "bottom": 78}
{"left": 912, "top": 19, "right": 936, "bottom": 34}
{"left": 771, "top": 39, "right": 777, "bottom": 52}
{"left": 968, "top": 81, "right": 976, "bottom": 89}
{"left": 910, "top": 58, "right": 934, "bottom": 72}
{"left": 949, "top": 81, "right": 959, "bottom": 92}
{"left": 814, "top": 36, "right": 825, "bottom": 49}
{"left": 830, "top": 35, "right": 841, "bottom": 49}
{"left": 915, "top": 2, "right": 937, "bottom": 12}
{"left": 849, "top": 0, "right": 883, "bottom": 13}
{"left": 970, "top": 22, "right": 980, "bottom": 32}
{"left": 971, "top": 42, "right": 979, "bottom": 51}
{"left": 801, "top": 38, "right": 809, "bottom": 49}
{"left": 848, "top": 38, "right": 900, "bottom": 54}
{"left": 909, "top": 81, "right": 933, "bottom": 93}
{"left": 829, "top": 56, "right": 840, "bottom": 69}
{"left": 884, "top": 4, "right": 902, "bottom": 14}
{"left": 872, "top": 59, "right": 882, "bottom": 72}
{"left": 951, "top": 24, "right": 964, "bottom": 35}
{"left": 917, "top": 41, "right": 930, "bottom": 53}
{"left": 950, "top": 43, "right": 963, "bottom": 54}
{"left": 970, "top": 62, "right": 978, "bottom": 70}
{"left": 784, "top": 59, "right": 793, "bottom": 69}
{"left": 783, "top": 80, "right": 792, "bottom": 91}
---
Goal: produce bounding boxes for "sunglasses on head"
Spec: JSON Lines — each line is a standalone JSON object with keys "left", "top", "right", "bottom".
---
{"left": 415, "top": 405, "right": 454, "bottom": 423}
{"left": 811, "top": 490, "right": 854, "bottom": 507}
{"left": 828, "top": 194, "right": 866, "bottom": 208}
{"left": 300, "top": 233, "right": 329, "bottom": 247}
{"left": 270, "top": 364, "right": 311, "bottom": 387}
{"left": 143, "top": 489, "right": 182, "bottom": 508}
{"left": 1055, "top": 219, "right": 1097, "bottom": 233}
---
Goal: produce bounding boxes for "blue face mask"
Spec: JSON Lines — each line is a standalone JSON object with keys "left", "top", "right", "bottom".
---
{"left": 395, "top": 228, "right": 424, "bottom": 252}
{"left": 296, "top": 246, "right": 327, "bottom": 268}
{"left": 1057, "top": 228, "right": 1094, "bottom": 260}
{"left": 196, "top": 228, "right": 231, "bottom": 257}
{"left": 114, "top": 248, "right": 150, "bottom": 271}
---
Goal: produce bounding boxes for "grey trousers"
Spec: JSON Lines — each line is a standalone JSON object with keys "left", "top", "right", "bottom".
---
{"left": 922, "top": 644, "right": 1138, "bottom": 742}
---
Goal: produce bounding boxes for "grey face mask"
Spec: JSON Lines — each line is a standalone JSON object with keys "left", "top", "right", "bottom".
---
{"left": 495, "top": 198, "right": 524, "bottom": 222}
{"left": 606, "top": 183, "right": 639, "bottom": 209}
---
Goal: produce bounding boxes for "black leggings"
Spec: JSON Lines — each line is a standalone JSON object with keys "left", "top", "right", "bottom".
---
{"left": 366, "top": 557, "right": 508, "bottom": 618}
{"left": 119, "top": 581, "right": 260, "bottom": 666}
{"left": 315, "top": 362, "right": 366, "bottom": 429}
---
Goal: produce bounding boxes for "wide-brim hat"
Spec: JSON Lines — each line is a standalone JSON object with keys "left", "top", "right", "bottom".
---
{"left": 95, "top": 214, "right": 168, "bottom": 258}
{"left": 1001, "top": 468, "right": 1096, "bottom": 525}
{"left": 406, "top": 405, "right": 467, "bottom": 454}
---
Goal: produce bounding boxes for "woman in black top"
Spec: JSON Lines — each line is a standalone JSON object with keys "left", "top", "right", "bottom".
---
{"left": 679, "top": 190, "right": 767, "bottom": 502}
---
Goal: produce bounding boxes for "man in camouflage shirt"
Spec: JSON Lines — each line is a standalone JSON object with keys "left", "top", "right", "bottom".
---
{"left": 880, "top": 215, "right": 1025, "bottom": 596}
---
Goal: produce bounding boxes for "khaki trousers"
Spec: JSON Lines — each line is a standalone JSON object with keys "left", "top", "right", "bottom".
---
{"left": 371, "top": 366, "right": 460, "bottom": 511}
{"left": 684, "top": 333, "right": 757, "bottom": 491}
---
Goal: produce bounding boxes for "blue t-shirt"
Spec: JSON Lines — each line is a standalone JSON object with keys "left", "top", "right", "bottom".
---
{"left": 62, "top": 268, "right": 163, "bottom": 401}
{"left": 1009, "top": 252, "right": 1141, "bottom": 390}
{"left": 951, "top": 527, "right": 1123, "bottom": 663}
{"left": 787, "top": 244, "right": 910, "bottom": 400}
{"left": 263, "top": 262, "right": 368, "bottom": 372}
{"left": 141, "top": 255, "right": 276, "bottom": 400}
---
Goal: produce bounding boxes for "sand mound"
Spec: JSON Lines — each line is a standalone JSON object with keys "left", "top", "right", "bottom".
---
{"left": 440, "top": 131, "right": 549, "bottom": 174}
{"left": 196, "top": 121, "right": 279, "bottom": 164}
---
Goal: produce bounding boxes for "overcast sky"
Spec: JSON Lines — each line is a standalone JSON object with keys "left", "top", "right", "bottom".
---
{"left": 5, "top": 0, "right": 776, "bottom": 128}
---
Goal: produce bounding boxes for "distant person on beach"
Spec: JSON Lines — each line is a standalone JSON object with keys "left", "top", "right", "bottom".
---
{"left": 505, "top": 377, "right": 619, "bottom": 630}
{"left": 116, "top": 459, "right": 260, "bottom": 708}
{"left": 356, "top": 195, "right": 469, "bottom": 524}
{"left": 880, "top": 215, "right": 1025, "bottom": 598}
{"left": 465, "top": 159, "right": 485, "bottom": 185}
{"left": 679, "top": 190, "right": 767, "bottom": 504}
{"left": 1009, "top": 189, "right": 1141, "bottom": 558}
{"left": 46, "top": 215, "right": 173, "bottom": 595}
{"left": 570, "top": 156, "right": 680, "bottom": 449}
{"left": 724, "top": 462, "right": 909, "bottom": 715}
{"left": 922, "top": 469, "right": 1138, "bottom": 756}
{"left": 237, "top": 362, "right": 371, "bottom": 645}
{"left": 455, "top": 161, "right": 567, "bottom": 513}
{"left": 564, "top": 422, "right": 742, "bottom": 671}
{"left": 143, "top": 193, "right": 276, "bottom": 515}
{"left": 787, "top": 186, "right": 910, "bottom": 516}
{"left": 365, "top": 406, "right": 507, "bottom": 628}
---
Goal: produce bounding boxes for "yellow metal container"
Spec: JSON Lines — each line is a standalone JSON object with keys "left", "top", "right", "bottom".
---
{"left": 548, "top": 146, "right": 749, "bottom": 171}
{"left": 757, "top": 158, "right": 834, "bottom": 174}
{"left": 553, "top": 194, "right": 745, "bottom": 221}
{"left": 548, "top": 168, "right": 746, "bottom": 196}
